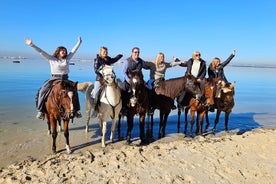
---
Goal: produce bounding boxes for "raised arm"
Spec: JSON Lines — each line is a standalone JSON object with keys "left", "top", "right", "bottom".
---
{"left": 220, "top": 49, "right": 237, "bottom": 68}
{"left": 25, "top": 38, "right": 52, "bottom": 60}
{"left": 67, "top": 36, "right": 82, "bottom": 60}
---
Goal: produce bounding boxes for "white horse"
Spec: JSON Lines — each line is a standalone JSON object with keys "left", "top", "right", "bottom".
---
{"left": 77, "top": 65, "right": 122, "bottom": 147}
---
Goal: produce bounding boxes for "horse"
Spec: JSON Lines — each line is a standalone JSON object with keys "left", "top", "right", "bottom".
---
{"left": 177, "top": 77, "right": 220, "bottom": 137}
{"left": 96, "top": 65, "right": 122, "bottom": 147}
{"left": 44, "top": 80, "right": 79, "bottom": 154}
{"left": 77, "top": 81, "right": 93, "bottom": 132}
{"left": 205, "top": 82, "right": 235, "bottom": 133}
{"left": 147, "top": 88, "right": 175, "bottom": 139}
{"left": 77, "top": 66, "right": 122, "bottom": 147}
{"left": 118, "top": 70, "right": 149, "bottom": 144}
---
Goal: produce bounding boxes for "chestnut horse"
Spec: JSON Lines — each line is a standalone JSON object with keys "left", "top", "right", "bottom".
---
{"left": 118, "top": 70, "right": 149, "bottom": 144}
{"left": 45, "top": 80, "right": 79, "bottom": 154}
{"left": 177, "top": 77, "right": 220, "bottom": 137}
{"left": 205, "top": 82, "right": 235, "bottom": 133}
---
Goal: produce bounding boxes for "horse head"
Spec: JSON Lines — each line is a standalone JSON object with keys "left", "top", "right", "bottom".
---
{"left": 129, "top": 70, "right": 144, "bottom": 107}
{"left": 185, "top": 74, "right": 198, "bottom": 94}
{"left": 52, "top": 80, "right": 78, "bottom": 120}
{"left": 100, "top": 65, "right": 116, "bottom": 85}
{"left": 204, "top": 78, "right": 217, "bottom": 110}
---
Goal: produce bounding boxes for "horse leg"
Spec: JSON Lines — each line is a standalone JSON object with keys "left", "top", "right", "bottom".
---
{"left": 50, "top": 120, "right": 57, "bottom": 154}
{"left": 224, "top": 111, "right": 230, "bottom": 132}
{"left": 213, "top": 110, "right": 222, "bottom": 133}
{"left": 85, "top": 100, "right": 92, "bottom": 132}
{"left": 126, "top": 114, "right": 134, "bottom": 144}
{"left": 47, "top": 119, "right": 51, "bottom": 135}
{"left": 110, "top": 118, "right": 117, "bottom": 143}
{"left": 158, "top": 111, "right": 164, "bottom": 139}
{"left": 177, "top": 107, "right": 181, "bottom": 133}
{"left": 63, "top": 120, "right": 71, "bottom": 154}
{"left": 189, "top": 110, "right": 195, "bottom": 137}
{"left": 139, "top": 115, "right": 146, "bottom": 143}
{"left": 197, "top": 111, "right": 205, "bottom": 135}
{"left": 150, "top": 114, "right": 154, "bottom": 138}
{"left": 205, "top": 111, "right": 210, "bottom": 133}
{"left": 162, "top": 113, "right": 169, "bottom": 138}
{"left": 118, "top": 114, "right": 121, "bottom": 140}
{"left": 184, "top": 107, "right": 189, "bottom": 136}
{"left": 101, "top": 120, "right": 107, "bottom": 148}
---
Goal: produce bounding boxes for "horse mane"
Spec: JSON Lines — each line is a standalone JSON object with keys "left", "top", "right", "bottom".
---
{"left": 155, "top": 76, "right": 187, "bottom": 99}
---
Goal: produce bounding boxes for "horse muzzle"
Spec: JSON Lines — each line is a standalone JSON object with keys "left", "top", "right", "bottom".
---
{"left": 130, "top": 97, "right": 137, "bottom": 107}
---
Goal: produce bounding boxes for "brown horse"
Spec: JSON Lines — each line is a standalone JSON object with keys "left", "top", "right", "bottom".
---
{"left": 118, "top": 70, "right": 149, "bottom": 144}
{"left": 45, "top": 80, "right": 79, "bottom": 154}
{"left": 177, "top": 77, "right": 220, "bottom": 137}
{"left": 205, "top": 82, "right": 235, "bottom": 133}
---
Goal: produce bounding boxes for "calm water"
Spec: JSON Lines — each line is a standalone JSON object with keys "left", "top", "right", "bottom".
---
{"left": 0, "top": 58, "right": 276, "bottom": 167}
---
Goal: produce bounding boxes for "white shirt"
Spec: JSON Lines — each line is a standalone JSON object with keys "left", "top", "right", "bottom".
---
{"left": 191, "top": 60, "right": 201, "bottom": 77}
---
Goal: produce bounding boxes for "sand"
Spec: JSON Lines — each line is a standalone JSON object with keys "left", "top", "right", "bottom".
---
{"left": 0, "top": 128, "right": 275, "bottom": 184}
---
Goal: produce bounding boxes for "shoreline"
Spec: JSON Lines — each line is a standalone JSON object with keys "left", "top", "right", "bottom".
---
{"left": 0, "top": 127, "right": 275, "bottom": 183}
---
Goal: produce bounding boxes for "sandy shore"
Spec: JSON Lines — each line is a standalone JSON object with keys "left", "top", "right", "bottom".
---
{"left": 0, "top": 128, "right": 275, "bottom": 184}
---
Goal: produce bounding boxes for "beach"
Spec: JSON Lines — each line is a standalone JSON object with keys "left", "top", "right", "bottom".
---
{"left": 0, "top": 128, "right": 275, "bottom": 183}
{"left": 0, "top": 60, "right": 276, "bottom": 183}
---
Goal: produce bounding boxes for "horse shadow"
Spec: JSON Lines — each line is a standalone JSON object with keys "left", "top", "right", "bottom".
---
{"left": 60, "top": 111, "right": 265, "bottom": 153}
{"left": 162, "top": 112, "right": 263, "bottom": 137}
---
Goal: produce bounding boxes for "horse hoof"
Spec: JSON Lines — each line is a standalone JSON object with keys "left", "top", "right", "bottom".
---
{"left": 66, "top": 145, "right": 72, "bottom": 154}
{"left": 125, "top": 140, "right": 131, "bottom": 145}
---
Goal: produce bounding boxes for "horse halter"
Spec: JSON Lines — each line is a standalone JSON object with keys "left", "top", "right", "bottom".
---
{"left": 52, "top": 86, "right": 75, "bottom": 120}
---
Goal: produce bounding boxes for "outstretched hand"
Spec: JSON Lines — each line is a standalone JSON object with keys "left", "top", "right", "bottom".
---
{"left": 78, "top": 36, "right": 82, "bottom": 43}
{"left": 233, "top": 49, "right": 237, "bottom": 55}
{"left": 25, "top": 38, "right": 32, "bottom": 46}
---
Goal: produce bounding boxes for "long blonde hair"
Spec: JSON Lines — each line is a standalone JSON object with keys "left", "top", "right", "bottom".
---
{"left": 154, "top": 52, "right": 165, "bottom": 68}
{"left": 211, "top": 57, "right": 221, "bottom": 69}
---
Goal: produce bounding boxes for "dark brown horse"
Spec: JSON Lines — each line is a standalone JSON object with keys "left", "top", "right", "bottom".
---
{"left": 44, "top": 80, "right": 79, "bottom": 154}
{"left": 118, "top": 70, "right": 149, "bottom": 144}
{"left": 205, "top": 82, "right": 235, "bottom": 133}
{"left": 148, "top": 89, "right": 174, "bottom": 139}
{"left": 177, "top": 77, "right": 220, "bottom": 137}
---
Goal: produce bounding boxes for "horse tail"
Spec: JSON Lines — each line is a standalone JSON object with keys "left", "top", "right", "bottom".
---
{"left": 77, "top": 82, "right": 93, "bottom": 92}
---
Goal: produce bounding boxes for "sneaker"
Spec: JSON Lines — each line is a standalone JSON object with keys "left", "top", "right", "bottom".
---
{"left": 171, "top": 104, "right": 177, "bottom": 110}
{"left": 91, "top": 110, "right": 98, "bottom": 118}
{"left": 75, "top": 112, "right": 82, "bottom": 118}
{"left": 36, "top": 111, "right": 44, "bottom": 119}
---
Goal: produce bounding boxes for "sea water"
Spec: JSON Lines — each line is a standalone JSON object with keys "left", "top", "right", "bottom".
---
{"left": 0, "top": 58, "right": 275, "bottom": 167}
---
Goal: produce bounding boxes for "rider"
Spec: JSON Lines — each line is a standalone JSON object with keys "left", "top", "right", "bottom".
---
{"left": 176, "top": 51, "right": 207, "bottom": 101}
{"left": 144, "top": 52, "right": 183, "bottom": 113}
{"left": 208, "top": 49, "right": 237, "bottom": 98}
{"left": 121, "top": 47, "right": 149, "bottom": 114}
{"left": 25, "top": 37, "right": 82, "bottom": 119}
{"left": 91, "top": 46, "right": 123, "bottom": 118}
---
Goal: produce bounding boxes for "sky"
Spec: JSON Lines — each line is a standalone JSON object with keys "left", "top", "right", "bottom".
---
{"left": 1, "top": 0, "right": 276, "bottom": 65}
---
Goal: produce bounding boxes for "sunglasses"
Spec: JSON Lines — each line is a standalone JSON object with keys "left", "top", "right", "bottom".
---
{"left": 195, "top": 54, "right": 201, "bottom": 57}
{"left": 133, "top": 51, "right": 140, "bottom": 54}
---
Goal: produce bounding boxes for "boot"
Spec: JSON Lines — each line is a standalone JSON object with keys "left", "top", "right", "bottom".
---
{"left": 36, "top": 111, "right": 44, "bottom": 119}
{"left": 75, "top": 111, "right": 82, "bottom": 118}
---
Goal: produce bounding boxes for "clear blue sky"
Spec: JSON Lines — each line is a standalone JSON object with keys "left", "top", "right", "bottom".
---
{"left": 1, "top": 0, "right": 275, "bottom": 65}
